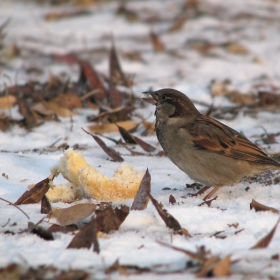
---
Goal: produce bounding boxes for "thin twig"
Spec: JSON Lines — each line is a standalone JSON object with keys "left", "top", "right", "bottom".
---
{"left": 0, "top": 197, "right": 30, "bottom": 219}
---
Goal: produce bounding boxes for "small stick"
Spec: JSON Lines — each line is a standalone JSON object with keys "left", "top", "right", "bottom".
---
{"left": 0, "top": 197, "right": 30, "bottom": 219}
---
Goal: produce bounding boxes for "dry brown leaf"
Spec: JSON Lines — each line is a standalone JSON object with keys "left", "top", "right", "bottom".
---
{"left": 79, "top": 60, "right": 107, "bottom": 102}
{"left": 133, "top": 135, "right": 156, "bottom": 152}
{"left": 117, "top": 124, "right": 137, "bottom": 144}
{"left": 43, "top": 101, "right": 76, "bottom": 117}
{"left": 0, "top": 95, "right": 16, "bottom": 109}
{"left": 259, "top": 91, "right": 280, "bottom": 107}
{"left": 229, "top": 92, "right": 256, "bottom": 106}
{"left": 108, "top": 85, "right": 124, "bottom": 108}
{"left": 67, "top": 219, "right": 99, "bottom": 252}
{"left": 169, "top": 15, "right": 187, "bottom": 32}
{"left": 94, "top": 205, "right": 129, "bottom": 233}
{"left": 109, "top": 42, "right": 130, "bottom": 87}
{"left": 196, "top": 255, "right": 221, "bottom": 277}
{"left": 169, "top": 194, "right": 176, "bottom": 205}
{"left": 250, "top": 199, "right": 279, "bottom": 214}
{"left": 150, "top": 31, "right": 165, "bottom": 52}
{"left": 28, "top": 222, "right": 54, "bottom": 241}
{"left": 251, "top": 218, "right": 280, "bottom": 249}
{"left": 31, "top": 102, "right": 54, "bottom": 117}
{"left": 51, "top": 93, "right": 82, "bottom": 110}
{"left": 82, "top": 128, "right": 124, "bottom": 162}
{"left": 48, "top": 224, "right": 79, "bottom": 233}
{"left": 131, "top": 169, "right": 151, "bottom": 210}
{"left": 48, "top": 224, "right": 78, "bottom": 233}
{"left": 17, "top": 96, "right": 38, "bottom": 129}
{"left": 88, "top": 106, "right": 134, "bottom": 123}
{"left": 149, "top": 194, "right": 188, "bottom": 235}
{"left": 48, "top": 203, "right": 96, "bottom": 226}
{"left": 117, "top": 124, "right": 156, "bottom": 152}
{"left": 44, "top": 9, "right": 91, "bottom": 21}
{"left": 210, "top": 80, "right": 231, "bottom": 97}
{"left": 15, "top": 176, "right": 53, "bottom": 205}
{"left": 212, "top": 255, "right": 231, "bottom": 277}
{"left": 116, "top": 4, "right": 138, "bottom": 22}
{"left": 225, "top": 42, "right": 248, "bottom": 54}
{"left": 41, "top": 195, "right": 52, "bottom": 214}
{"left": 88, "top": 121, "right": 137, "bottom": 134}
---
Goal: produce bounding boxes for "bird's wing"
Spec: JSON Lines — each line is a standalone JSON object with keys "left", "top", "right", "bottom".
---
{"left": 182, "top": 115, "right": 278, "bottom": 165}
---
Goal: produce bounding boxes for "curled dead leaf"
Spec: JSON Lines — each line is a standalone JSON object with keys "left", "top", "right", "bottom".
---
{"left": 82, "top": 128, "right": 124, "bottom": 162}
{"left": 67, "top": 219, "right": 99, "bottom": 252}
{"left": 88, "top": 121, "right": 137, "bottom": 134}
{"left": 251, "top": 218, "right": 280, "bottom": 249}
{"left": 0, "top": 95, "right": 16, "bottom": 109}
{"left": 15, "top": 176, "right": 54, "bottom": 205}
{"left": 43, "top": 101, "right": 76, "bottom": 117}
{"left": 131, "top": 168, "right": 151, "bottom": 210}
{"left": 150, "top": 31, "right": 165, "bottom": 52}
{"left": 250, "top": 199, "right": 279, "bottom": 214}
{"left": 47, "top": 203, "right": 97, "bottom": 226}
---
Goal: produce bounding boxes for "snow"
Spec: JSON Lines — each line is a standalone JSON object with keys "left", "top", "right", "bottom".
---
{"left": 1, "top": 0, "right": 280, "bottom": 279}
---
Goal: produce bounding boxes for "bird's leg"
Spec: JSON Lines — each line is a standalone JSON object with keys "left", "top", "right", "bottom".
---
{"left": 203, "top": 185, "right": 222, "bottom": 201}
{"left": 188, "top": 186, "right": 211, "bottom": 197}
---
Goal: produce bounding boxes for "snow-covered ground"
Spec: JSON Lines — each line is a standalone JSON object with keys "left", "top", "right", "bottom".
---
{"left": 1, "top": 0, "right": 280, "bottom": 279}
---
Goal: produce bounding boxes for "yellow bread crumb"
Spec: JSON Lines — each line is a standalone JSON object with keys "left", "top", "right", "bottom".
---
{"left": 46, "top": 183, "right": 85, "bottom": 202}
{"left": 49, "top": 148, "right": 143, "bottom": 202}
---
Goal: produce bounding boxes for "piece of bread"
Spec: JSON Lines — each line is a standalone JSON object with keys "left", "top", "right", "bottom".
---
{"left": 48, "top": 148, "right": 143, "bottom": 202}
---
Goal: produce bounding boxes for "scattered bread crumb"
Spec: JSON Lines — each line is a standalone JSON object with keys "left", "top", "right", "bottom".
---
{"left": 49, "top": 148, "right": 143, "bottom": 202}
{"left": 46, "top": 183, "right": 85, "bottom": 202}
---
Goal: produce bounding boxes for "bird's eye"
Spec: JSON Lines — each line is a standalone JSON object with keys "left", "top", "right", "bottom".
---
{"left": 161, "top": 95, "right": 169, "bottom": 101}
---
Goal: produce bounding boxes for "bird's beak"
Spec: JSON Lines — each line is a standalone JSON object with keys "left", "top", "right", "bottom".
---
{"left": 141, "top": 91, "right": 158, "bottom": 105}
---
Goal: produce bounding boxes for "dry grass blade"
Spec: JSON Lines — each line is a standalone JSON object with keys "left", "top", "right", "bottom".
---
{"left": 82, "top": 128, "right": 124, "bottom": 162}
{"left": 14, "top": 175, "right": 54, "bottom": 205}
{"left": 0, "top": 197, "right": 30, "bottom": 219}
{"left": 157, "top": 241, "right": 208, "bottom": 262}
{"left": 251, "top": 218, "right": 280, "bottom": 249}
{"left": 250, "top": 199, "right": 279, "bottom": 214}
{"left": 131, "top": 168, "right": 151, "bottom": 210}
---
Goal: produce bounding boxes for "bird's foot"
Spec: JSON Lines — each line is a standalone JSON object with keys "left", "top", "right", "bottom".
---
{"left": 188, "top": 186, "right": 211, "bottom": 197}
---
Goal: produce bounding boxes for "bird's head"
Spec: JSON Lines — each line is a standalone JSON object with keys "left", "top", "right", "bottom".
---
{"left": 141, "top": 88, "right": 199, "bottom": 119}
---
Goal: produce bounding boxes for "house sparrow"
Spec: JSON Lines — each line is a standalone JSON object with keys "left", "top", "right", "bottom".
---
{"left": 142, "top": 88, "right": 280, "bottom": 200}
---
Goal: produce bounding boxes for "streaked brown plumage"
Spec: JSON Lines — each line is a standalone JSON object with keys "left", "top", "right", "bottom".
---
{"left": 142, "top": 88, "right": 280, "bottom": 200}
